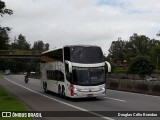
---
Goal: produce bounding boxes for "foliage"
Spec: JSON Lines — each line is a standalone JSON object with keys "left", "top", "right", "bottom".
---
{"left": 0, "top": 36, "right": 49, "bottom": 73}
{"left": 128, "top": 33, "right": 150, "bottom": 55}
{"left": 11, "top": 34, "right": 31, "bottom": 50}
{"left": 108, "top": 37, "right": 126, "bottom": 62}
{"left": 157, "top": 31, "right": 160, "bottom": 36}
{"left": 0, "top": 0, "right": 13, "bottom": 50}
{"left": 0, "top": 27, "right": 11, "bottom": 49}
{"left": 150, "top": 45, "right": 160, "bottom": 67}
{"left": 0, "top": 86, "right": 33, "bottom": 120}
{"left": 0, "top": 0, "right": 13, "bottom": 17}
{"left": 115, "top": 67, "right": 128, "bottom": 74}
{"left": 128, "top": 55, "right": 155, "bottom": 78}
{"left": 108, "top": 33, "right": 160, "bottom": 63}
{"left": 32, "top": 40, "right": 49, "bottom": 51}
{"left": 107, "top": 33, "right": 160, "bottom": 75}
{"left": 0, "top": 1, "right": 49, "bottom": 73}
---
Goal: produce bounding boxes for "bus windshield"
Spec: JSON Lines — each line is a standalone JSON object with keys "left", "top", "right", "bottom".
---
{"left": 70, "top": 46, "right": 104, "bottom": 63}
{"left": 72, "top": 67, "right": 105, "bottom": 86}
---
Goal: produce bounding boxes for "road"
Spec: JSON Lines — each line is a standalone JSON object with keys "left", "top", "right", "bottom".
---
{"left": 0, "top": 75, "right": 160, "bottom": 120}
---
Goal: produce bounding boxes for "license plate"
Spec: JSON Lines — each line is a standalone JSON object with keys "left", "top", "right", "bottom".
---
{"left": 87, "top": 94, "right": 93, "bottom": 97}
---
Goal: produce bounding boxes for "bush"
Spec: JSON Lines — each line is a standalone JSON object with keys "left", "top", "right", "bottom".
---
{"left": 109, "top": 81, "right": 119, "bottom": 89}
{"left": 153, "top": 85, "right": 160, "bottom": 92}
{"left": 108, "top": 78, "right": 160, "bottom": 96}
{"left": 136, "top": 83, "right": 148, "bottom": 91}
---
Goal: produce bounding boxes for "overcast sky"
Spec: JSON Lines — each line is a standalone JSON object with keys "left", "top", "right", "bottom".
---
{"left": 1, "top": 0, "right": 160, "bottom": 55}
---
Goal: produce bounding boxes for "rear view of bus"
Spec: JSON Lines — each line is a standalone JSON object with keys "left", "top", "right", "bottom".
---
{"left": 64, "top": 45, "right": 111, "bottom": 98}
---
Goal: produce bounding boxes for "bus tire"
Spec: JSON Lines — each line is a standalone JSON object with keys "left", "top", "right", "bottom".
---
{"left": 58, "top": 85, "right": 62, "bottom": 96}
{"left": 43, "top": 82, "right": 48, "bottom": 93}
{"left": 62, "top": 86, "right": 66, "bottom": 98}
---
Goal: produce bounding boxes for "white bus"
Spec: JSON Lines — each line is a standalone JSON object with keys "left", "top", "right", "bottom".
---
{"left": 40, "top": 45, "right": 111, "bottom": 98}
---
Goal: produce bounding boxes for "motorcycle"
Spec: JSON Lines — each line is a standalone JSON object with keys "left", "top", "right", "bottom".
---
{"left": 24, "top": 75, "right": 29, "bottom": 83}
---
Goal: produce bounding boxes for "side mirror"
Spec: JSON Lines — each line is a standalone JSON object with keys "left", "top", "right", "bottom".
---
{"left": 105, "top": 61, "right": 111, "bottom": 72}
{"left": 65, "top": 60, "right": 72, "bottom": 73}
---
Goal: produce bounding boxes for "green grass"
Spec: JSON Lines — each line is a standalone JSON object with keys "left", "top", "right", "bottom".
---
{"left": 0, "top": 70, "right": 4, "bottom": 75}
{"left": 0, "top": 86, "right": 33, "bottom": 120}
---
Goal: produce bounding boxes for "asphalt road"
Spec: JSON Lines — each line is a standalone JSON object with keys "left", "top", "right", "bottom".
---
{"left": 0, "top": 75, "right": 160, "bottom": 120}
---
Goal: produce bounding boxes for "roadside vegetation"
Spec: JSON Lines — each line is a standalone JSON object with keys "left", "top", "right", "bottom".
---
{"left": 107, "top": 78, "right": 160, "bottom": 96}
{"left": 106, "top": 34, "right": 160, "bottom": 95}
{"left": 107, "top": 33, "right": 160, "bottom": 78}
{"left": 0, "top": 0, "right": 48, "bottom": 74}
{"left": 0, "top": 71, "right": 32, "bottom": 119}
{"left": 0, "top": 85, "right": 33, "bottom": 120}
{"left": 1, "top": 0, "right": 160, "bottom": 77}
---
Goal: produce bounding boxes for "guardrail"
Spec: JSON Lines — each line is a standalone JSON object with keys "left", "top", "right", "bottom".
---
{"left": 107, "top": 78, "right": 160, "bottom": 96}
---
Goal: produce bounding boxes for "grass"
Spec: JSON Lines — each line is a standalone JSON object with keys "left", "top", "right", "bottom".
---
{"left": 0, "top": 70, "right": 4, "bottom": 75}
{"left": 0, "top": 86, "right": 33, "bottom": 120}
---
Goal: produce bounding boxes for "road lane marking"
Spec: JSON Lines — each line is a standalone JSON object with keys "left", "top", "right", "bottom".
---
{"left": 108, "top": 89, "right": 160, "bottom": 99}
{"left": 4, "top": 77, "right": 114, "bottom": 120}
{"left": 104, "top": 97, "right": 126, "bottom": 102}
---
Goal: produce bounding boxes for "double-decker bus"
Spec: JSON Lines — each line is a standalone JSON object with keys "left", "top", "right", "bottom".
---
{"left": 40, "top": 45, "right": 111, "bottom": 98}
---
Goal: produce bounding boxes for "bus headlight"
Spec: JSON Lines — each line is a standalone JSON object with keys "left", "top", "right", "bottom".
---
{"left": 74, "top": 88, "right": 78, "bottom": 91}
{"left": 99, "top": 85, "right": 105, "bottom": 91}
{"left": 74, "top": 88, "right": 81, "bottom": 91}
{"left": 102, "top": 87, "right": 105, "bottom": 90}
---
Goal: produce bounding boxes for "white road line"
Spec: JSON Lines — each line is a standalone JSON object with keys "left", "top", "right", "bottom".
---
{"left": 4, "top": 77, "right": 114, "bottom": 120}
{"left": 108, "top": 89, "right": 160, "bottom": 99}
{"left": 104, "top": 97, "right": 126, "bottom": 102}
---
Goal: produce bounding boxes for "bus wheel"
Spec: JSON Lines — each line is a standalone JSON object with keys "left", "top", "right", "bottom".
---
{"left": 62, "top": 86, "right": 66, "bottom": 98}
{"left": 43, "top": 83, "right": 48, "bottom": 93}
{"left": 58, "top": 85, "right": 62, "bottom": 96}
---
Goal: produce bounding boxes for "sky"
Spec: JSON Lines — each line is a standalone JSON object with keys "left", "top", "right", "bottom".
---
{"left": 1, "top": 0, "right": 160, "bottom": 55}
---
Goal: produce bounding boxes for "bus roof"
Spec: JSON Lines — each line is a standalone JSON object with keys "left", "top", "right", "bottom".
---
{"left": 42, "top": 45, "right": 101, "bottom": 55}
{"left": 42, "top": 47, "right": 62, "bottom": 54}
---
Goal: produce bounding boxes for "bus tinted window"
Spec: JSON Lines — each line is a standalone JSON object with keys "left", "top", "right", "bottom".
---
{"left": 41, "top": 49, "right": 63, "bottom": 63}
{"left": 70, "top": 46, "right": 104, "bottom": 63}
{"left": 64, "top": 47, "right": 70, "bottom": 61}
{"left": 46, "top": 70, "right": 64, "bottom": 81}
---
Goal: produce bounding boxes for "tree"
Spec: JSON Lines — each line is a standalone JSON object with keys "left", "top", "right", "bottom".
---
{"left": 32, "top": 40, "right": 49, "bottom": 51}
{"left": 148, "top": 39, "right": 160, "bottom": 48}
{"left": 0, "top": 0, "right": 13, "bottom": 16}
{"left": 128, "top": 56, "right": 155, "bottom": 79}
{"left": 108, "top": 37, "right": 126, "bottom": 62}
{"left": 156, "top": 31, "right": 160, "bottom": 36}
{"left": 11, "top": 34, "right": 30, "bottom": 50}
{"left": 150, "top": 45, "right": 160, "bottom": 72}
{"left": 107, "top": 33, "right": 160, "bottom": 64}
{"left": 32, "top": 40, "right": 44, "bottom": 51}
{"left": 127, "top": 33, "right": 150, "bottom": 56}
{"left": 0, "top": 0, "right": 13, "bottom": 50}
{"left": 0, "top": 27, "right": 10, "bottom": 49}
{"left": 44, "top": 43, "right": 49, "bottom": 51}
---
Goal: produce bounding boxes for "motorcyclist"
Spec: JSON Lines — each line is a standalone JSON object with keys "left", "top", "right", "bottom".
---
{"left": 24, "top": 71, "right": 30, "bottom": 83}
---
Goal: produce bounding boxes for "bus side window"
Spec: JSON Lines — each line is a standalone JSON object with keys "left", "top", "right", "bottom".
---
{"left": 59, "top": 71, "right": 64, "bottom": 82}
{"left": 55, "top": 70, "right": 59, "bottom": 81}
